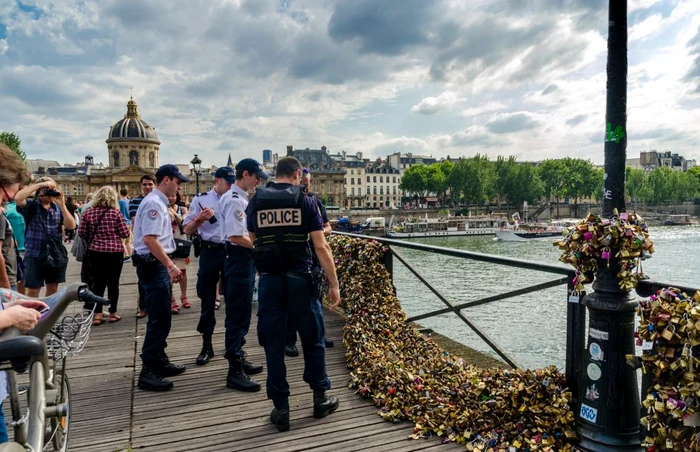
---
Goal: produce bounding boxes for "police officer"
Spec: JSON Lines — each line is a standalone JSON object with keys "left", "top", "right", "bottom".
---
{"left": 182, "top": 167, "right": 234, "bottom": 365}
{"left": 133, "top": 164, "right": 189, "bottom": 392}
{"left": 247, "top": 156, "right": 340, "bottom": 432}
{"left": 219, "top": 158, "right": 267, "bottom": 391}
{"left": 285, "top": 168, "right": 333, "bottom": 357}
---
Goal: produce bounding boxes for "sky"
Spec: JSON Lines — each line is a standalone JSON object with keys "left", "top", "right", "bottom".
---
{"left": 1, "top": 0, "right": 700, "bottom": 168}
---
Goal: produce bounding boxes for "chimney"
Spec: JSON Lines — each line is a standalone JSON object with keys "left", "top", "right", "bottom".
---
{"left": 356, "top": 152, "right": 363, "bottom": 160}
{"left": 342, "top": 150, "right": 346, "bottom": 159}
{"left": 321, "top": 145, "right": 327, "bottom": 153}
{"left": 286, "top": 145, "right": 293, "bottom": 156}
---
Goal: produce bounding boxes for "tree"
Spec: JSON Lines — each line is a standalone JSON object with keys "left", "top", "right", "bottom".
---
{"left": 399, "top": 164, "right": 430, "bottom": 197}
{"left": 449, "top": 155, "right": 495, "bottom": 205}
{"left": 625, "top": 168, "right": 649, "bottom": 209}
{"left": 0, "top": 132, "right": 25, "bottom": 160}
{"left": 647, "top": 167, "right": 675, "bottom": 205}
{"left": 537, "top": 159, "right": 567, "bottom": 216}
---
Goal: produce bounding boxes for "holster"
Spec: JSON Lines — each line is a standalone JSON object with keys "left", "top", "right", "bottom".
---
{"left": 191, "top": 233, "right": 202, "bottom": 258}
{"left": 311, "top": 266, "right": 323, "bottom": 300}
{"left": 251, "top": 243, "right": 284, "bottom": 274}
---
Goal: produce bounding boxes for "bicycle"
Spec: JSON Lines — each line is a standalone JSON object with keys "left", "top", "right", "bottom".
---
{"left": 0, "top": 282, "right": 109, "bottom": 452}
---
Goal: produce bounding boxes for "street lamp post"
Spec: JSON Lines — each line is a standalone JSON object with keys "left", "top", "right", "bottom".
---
{"left": 191, "top": 154, "right": 202, "bottom": 194}
{"left": 576, "top": 0, "right": 641, "bottom": 449}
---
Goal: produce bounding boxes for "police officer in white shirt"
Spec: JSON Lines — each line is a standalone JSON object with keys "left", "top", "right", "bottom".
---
{"left": 133, "top": 164, "right": 189, "bottom": 392}
{"left": 219, "top": 158, "right": 267, "bottom": 392}
{"left": 182, "top": 167, "right": 234, "bottom": 366}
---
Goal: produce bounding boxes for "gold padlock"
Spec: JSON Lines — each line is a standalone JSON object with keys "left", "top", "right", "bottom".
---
{"left": 661, "top": 325, "right": 676, "bottom": 341}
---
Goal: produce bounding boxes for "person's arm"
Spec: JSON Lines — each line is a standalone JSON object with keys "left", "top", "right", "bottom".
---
{"left": 223, "top": 198, "right": 254, "bottom": 248}
{"left": 0, "top": 306, "right": 42, "bottom": 332}
{"left": 143, "top": 235, "right": 181, "bottom": 282}
{"left": 310, "top": 230, "right": 340, "bottom": 308}
{"left": 55, "top": 193, "right": 76, "bottom": 230}
{"left": 0, "top": 240, "right": 9, "bottom": 289}
{"left": 78, "top": 210, "right": 89, "bottom": 238}
{"left": 116, "top": 211, "right": 130, "bottom": 239}
{"left": 315, "top": 198, "right": 332, "bottom": 237}
{"left": 15, "top": 180, "right": 55, "bottom": 208}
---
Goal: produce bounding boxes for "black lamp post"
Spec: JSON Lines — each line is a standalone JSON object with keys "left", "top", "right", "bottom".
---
{"left": 191, "top": 154, "right": 202, "bottom": 194}
{"left": 576, "top": 1, "right": 640, "bottom": 449}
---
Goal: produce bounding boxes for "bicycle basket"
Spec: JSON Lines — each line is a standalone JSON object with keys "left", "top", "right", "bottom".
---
{"left": 46, "top": 304, "right": 96, "bottom": 361}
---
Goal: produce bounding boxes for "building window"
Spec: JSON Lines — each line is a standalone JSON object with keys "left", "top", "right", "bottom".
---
{"left": 351, "top": 188, "right": 355, "bottom": 196}
{"left": 373, "top": 187, "right": 377, "bottom": 195}
{"left": 351, "top": 178, "right": 354, "bottom": 185}
{"left": 358, "top": 187, "right": 362, "bottom": 196}
{"left": 351, "top": 169, "right": 354, "bottom": 175}
{"left": 373, "top": 176, "right": 376, "bottom": 183}
{"left": 129, "top": 151, "right": 139, "bottom": 166}
{"left": 367, "top": 176, "right": 370, "bottom": 183}
{"left": 393, "top": 176, "right": 396, "bottom": 183}
{"left": 393, "top": 186, "right": 397, "bottom": 195}
{"left": 380, "top": 176, "right": 383, "bottom": 183}
{"left": 380, "top": 186, "right": 384, "bottom": 194}
{"left": 113, "top": 151, "right": 120, "bottom": 167}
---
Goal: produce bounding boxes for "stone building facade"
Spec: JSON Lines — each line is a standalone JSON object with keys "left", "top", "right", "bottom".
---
{"left": 286, "top": 145, "right": 346, "bottom": 207}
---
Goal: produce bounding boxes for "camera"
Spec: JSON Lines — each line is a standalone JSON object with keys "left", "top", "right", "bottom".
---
{"left": 43, "top": 189, "right": 61, "bottom": 197}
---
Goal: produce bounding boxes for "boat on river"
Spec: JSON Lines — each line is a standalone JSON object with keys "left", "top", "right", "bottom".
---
{"left": 387, "top": 215, "right": 507, "bottom": 238}
{"left": 495, "top": 219, "right": 577, "bottom": 242}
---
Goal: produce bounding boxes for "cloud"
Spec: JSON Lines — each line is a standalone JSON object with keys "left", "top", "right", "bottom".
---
{"left": 541, "top": 84, "right": 559, "bottom": 95}
{"left": 629, "top": 13, "right": 664, "bottom": 41}
{"left": 566, "top": 114, "right": 587, "bottom": 126}
{"left": 410, "top": 90, "right": 464, "bottom": 115}
{"left": 486, "top": 113, "right": 541, "bottom": 134}
{"left": 0, "top": 39, "right": 7, "bottom": 55}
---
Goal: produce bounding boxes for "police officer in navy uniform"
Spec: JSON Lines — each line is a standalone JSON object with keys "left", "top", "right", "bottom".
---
{"left": 134, "top": 164, "right": 189, "bottom": 391}
{"left": 219, "top": 158, "right": 267, "bottom": 391}
{"left": 182, "top": 167, "right": 234, "bottom": 365}
{"left": 247, "top": 156, "right": 341, "bottom": 432}
{"left": 285, "top": 168, "right": 333, "bottom": 357}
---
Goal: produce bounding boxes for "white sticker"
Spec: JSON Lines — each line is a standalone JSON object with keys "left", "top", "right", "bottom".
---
{"left": 587, "top": 363, "right": 602, "bottom": 381}
{"left": 585, "top": 384, "right": 600, "bottom": 401}
{"left": 589, "top": 342, "right": 604, "bottom": 361}
{"left": 641, "top": 341, "right": 654, "bottom": 351}
{"left": 590, "top": 328, "right": 609, "bottom": 341}
{"left": 580, "top": 403, "right": 598, "bottom": 423}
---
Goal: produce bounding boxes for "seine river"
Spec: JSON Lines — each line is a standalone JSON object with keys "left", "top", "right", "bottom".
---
{"left": 392, "top": 226, "right": 700, "bottom": 370}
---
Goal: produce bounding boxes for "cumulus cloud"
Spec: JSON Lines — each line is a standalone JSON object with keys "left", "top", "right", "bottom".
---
{"left": 0, "top": 39, "right": 7, "bottom": 55}
{"left": 486, "top": 113, "right": 541, "bottom": 134}
{"left": 410, "top": 90, "right": 464, "bottom": 115}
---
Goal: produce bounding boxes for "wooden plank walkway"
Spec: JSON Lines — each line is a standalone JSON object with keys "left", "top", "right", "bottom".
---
{"left": 24, "top": 256, "right": 462, "bottom": 451}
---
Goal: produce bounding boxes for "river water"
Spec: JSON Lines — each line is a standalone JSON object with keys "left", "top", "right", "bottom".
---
{"left": 392, "top": 226, "right": 700, "bottom": 370}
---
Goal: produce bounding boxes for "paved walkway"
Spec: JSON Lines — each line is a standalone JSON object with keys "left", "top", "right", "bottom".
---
{"left": 38, "top": 257, "right": 459, "bottom": 451}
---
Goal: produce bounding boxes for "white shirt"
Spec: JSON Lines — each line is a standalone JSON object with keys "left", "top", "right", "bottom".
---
{"left": 183, "top": 189, "right": 224, "bottom": 243}
{"left": 219, "top": 184, "right": 249, "bottom": 244}
{"left": 133, "top": 189, "right": 175, "bottom": 255}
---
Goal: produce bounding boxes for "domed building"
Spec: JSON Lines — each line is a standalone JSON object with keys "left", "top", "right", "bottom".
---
{"left": 106, "top": 97, "right": 160, "bottom": 169}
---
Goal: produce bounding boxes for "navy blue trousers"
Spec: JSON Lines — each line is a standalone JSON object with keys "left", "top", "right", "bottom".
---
{"left": 138, "top": 261, "right": 172, "bottom": 365}
{"left": 196, "top": 245, "right": 226, "bottom": 336}
{"left": 258, "top": 273, "right": 331, "bottom": 408}
{"left": 224, "top": 245, "right": 255, "bottom": 360}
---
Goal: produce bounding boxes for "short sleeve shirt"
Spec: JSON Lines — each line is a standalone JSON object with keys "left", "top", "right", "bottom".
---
{"left": 0, "top": 215, "right": 17, "bottom": 286}
{"left": 183, "top": 190, "right": 224, "bottom": 243}
{"left": 133, "top": 190, "right": 175, "bottom": 255}
{"left": 21, "top": 199, "right": 63, "bottom": 258}
{"left": 4, "top": 203, "right": 25, "bottom": 252}
{"left": 219, "top": 184, "right": 249, "bottom": 244}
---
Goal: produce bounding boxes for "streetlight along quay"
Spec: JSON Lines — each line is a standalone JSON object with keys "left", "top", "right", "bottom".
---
{"left": 191, "top": 153, "right": 202, "bottom": 194}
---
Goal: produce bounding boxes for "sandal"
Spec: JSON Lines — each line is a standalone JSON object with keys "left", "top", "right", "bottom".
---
{"left": 171, "top": 301, "right": 180, "bottom": 314}
{"left": 109, "top": 314, "right": 122, "bottom": 323}
{"left": 214, "top": 299, "right": 220, "bottom": 310}
{"left": 136, "top": 310, "right": 147, "bottom": 319}
{"left": 181, "top": 296, "right": 191, "bottom": 309}
{"left": 93, "top": 315, "right": 105, "bottom": 326}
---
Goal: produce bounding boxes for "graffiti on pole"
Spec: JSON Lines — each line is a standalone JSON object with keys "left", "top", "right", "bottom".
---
{"left": 605, "top": 123, "right": 625, "bottom": 144}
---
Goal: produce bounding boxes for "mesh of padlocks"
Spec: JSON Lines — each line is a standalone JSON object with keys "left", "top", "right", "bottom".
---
{"left": 555, "top": 212, "right": 654, "bottom": 292}
{"left": 635, "top": 287, "right": 700, "bottom": 451}
{"left": 329, "top": 236, "right": 577, "bottom": 451}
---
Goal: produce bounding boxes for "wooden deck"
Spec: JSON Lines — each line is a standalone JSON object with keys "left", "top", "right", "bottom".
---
{"left": 34, "top": 257, "right": 461, "bottom": 451}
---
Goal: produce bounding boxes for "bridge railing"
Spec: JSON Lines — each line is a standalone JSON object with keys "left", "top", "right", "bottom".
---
{"left": 334, "top": 232, "right": 585, "bottom": 408}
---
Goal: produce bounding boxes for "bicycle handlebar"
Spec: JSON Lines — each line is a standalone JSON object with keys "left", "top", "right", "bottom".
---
{"left": 0, "top": 282, "right": 110, "bottom": 340}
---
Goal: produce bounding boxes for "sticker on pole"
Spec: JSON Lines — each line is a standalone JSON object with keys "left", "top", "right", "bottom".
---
{"left": 587, "top": 363, "right": 602, "bottom": 381}
{"left": 589, "top": 328, "right": 609, "bottom": 341}
{"left": 580, "top": 403, "right": 598, "bottom": 423}
{"left": 589, "top": 342, "right": 604, "bottom": 361}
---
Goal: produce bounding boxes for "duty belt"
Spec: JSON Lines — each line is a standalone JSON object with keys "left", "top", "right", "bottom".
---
{"left": 201, "top": 240, "right": 224, "bottom": 249}
{"left": 255, "top": 233, "right": 309, "bottom": 245}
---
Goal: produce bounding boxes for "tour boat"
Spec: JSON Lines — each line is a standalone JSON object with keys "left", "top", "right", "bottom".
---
{"left": 495, "top": 219, "right": 577, "bottom": 242}
{"left": 387, "top": 216, "right": 507, "bottom": 238}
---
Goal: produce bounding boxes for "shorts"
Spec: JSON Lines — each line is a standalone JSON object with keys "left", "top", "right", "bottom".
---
{"left": 23, "top": 256, "right": 67, "bottom": 289}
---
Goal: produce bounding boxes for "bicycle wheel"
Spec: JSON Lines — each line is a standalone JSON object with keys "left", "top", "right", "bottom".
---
{"left": 48, "top": 371, "right": 71, "bottom": 452}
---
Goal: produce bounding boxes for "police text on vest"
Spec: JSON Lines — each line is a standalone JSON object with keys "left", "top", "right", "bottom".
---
{"left": 258, "top": 209, "right": 303, "bottom": 227}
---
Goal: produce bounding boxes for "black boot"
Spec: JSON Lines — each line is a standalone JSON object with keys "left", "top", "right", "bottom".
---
{"left": 270, "top": 405, "right": 290, "bottom": 432}
{"left": 159, "top": 360, "right": 186, "bottom": 377}
{"left": 242, "top": 353, "right": 263, "bottom": 375}
{"left": 324, "top": 338, "right": 334, "bottom": 348}
{"left": 226, "top": 358, "right": 261, "bottom": 392}
{"left": 138, "top": 365, "right": 174, "bottom": 392}
{"left": 196, "top": 336, "right": 214, "bottom": 366}
{"left": 285, "top": 344, "right": 299, "bottom": 357}
{"left": 313, "top": 390, "right": 339, "bottom": 418}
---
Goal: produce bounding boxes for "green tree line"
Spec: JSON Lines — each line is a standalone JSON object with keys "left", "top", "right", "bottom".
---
{"left": 400, "top": 155, "right": 700, "bottom": 207}
{"left": 0, "top": 132, "right": 25, "bottom": 160}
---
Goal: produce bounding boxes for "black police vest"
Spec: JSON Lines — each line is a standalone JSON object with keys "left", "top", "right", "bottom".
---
{"left": 252, "top": 185, "right": 311, "bottom": 273}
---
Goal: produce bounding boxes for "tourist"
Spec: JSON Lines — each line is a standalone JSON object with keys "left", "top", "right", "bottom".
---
{"left": 130, "top": 174, "right": 156, "bottom": 319}
{"left": 0, "top": 210, "right": 17, "bottom": 291}
{"left": 118, "top": 188, "right": 132, "bottom": 260}
{"left": 64, "top": 196, "right": 79, "bottom": 243}
{"left": 3, "top": 200, "right": 25, "bottom": 294}
{"left": 14, "top": 176, "right": 76, "bottom": 298}
{"left": 167, "top": 192, "right": 189, "bottom": 313}
{"left": 0, "top": 143, "right": 49, "bottom": 443}
{"left": 134, "top": 164, "right": 188, "bottom": 391}
{"left": 78, "top": 186, "right": 130, "bottom": 325}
